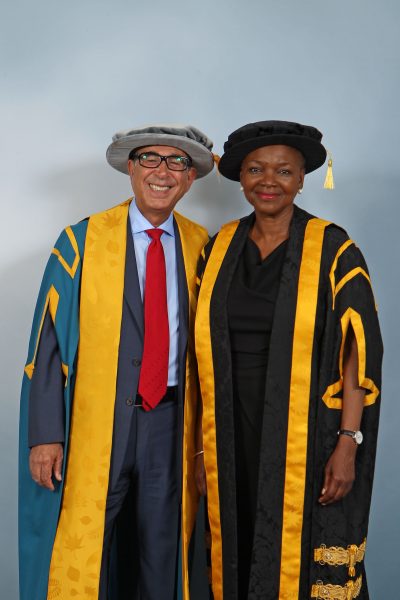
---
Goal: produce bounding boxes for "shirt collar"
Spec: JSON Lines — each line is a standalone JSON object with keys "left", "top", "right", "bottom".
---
{"left": 129, "top": 199, "right": 175, "bottom": 237}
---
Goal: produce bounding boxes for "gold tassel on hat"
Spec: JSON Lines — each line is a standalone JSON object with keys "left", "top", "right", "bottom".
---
{"left": 213, "top": 153, "right": 221, "bottom": 180}
{"left": 324, "top": 152, "right": 335, "bottom": 190}
{"left": 212, "top": 153, "right": 221, "bottom": 169}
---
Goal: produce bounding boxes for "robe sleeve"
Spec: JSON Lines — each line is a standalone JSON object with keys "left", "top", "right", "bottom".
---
{"left": 23, "top": 224, "right": 85, "bottom": 447}
{"left": 28, "top": 310, "right": 65, "bottom": 447}
{"left": 320, "top": 236, "right": 383, "bottom": 410}
{"left": 308, "top": 231, "right": 383, "bottom": 593}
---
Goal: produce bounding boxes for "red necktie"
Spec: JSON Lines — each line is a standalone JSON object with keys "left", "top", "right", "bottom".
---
{"left": 138, "top": 229, "right": 169, "bottom": 411}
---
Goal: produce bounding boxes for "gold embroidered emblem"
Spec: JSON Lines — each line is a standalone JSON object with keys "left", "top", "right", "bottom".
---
{"left": 311, "top": 575, "right": 362, "bottom": 599}
{"left": 314, "top": 539, "right": 366, "bottom": 577}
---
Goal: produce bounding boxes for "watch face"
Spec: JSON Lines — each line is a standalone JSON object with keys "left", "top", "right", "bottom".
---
{"left": 354, "top": 431, "right": 363, "bottom": 444}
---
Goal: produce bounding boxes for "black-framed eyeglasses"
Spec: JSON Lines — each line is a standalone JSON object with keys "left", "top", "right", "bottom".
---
{"left": 132, "top": 151, "right": 192, "bottom": 171}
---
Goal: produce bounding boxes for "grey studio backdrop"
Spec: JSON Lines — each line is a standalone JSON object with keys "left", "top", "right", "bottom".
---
{"left": 1, "top": 1, "right": 399, "bottom": 598}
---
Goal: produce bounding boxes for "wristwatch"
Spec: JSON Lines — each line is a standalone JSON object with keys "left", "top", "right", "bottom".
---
{"left": 337, "top": 429, "right": 363, "bottom": 445}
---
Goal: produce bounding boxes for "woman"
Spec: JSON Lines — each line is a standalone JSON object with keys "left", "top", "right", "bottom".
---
{"left": 194, "top": 121, "right": 382, "bottom": 600}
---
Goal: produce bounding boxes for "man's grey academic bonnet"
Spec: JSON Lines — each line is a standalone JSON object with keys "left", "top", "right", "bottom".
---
{"left": 106, "top": 124, "right": 215, "bottom": 178}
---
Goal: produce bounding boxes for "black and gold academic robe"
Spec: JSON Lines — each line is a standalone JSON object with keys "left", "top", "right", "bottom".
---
{"left": 195, "top": 206, "right": 382, "bottom": 600}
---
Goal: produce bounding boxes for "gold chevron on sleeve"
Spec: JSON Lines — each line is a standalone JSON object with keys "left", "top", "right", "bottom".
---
{"left": 334, "top": 267, "right": 373, "bottom": 305}
{"left": 329, "top": 241, "right": 375, "bottom": 310}
{"left": 322, "top": 308, "right": 379, "bottom": 408}
{"left": 51, "top": 226, "right": 80, "bottom": 278}
{"left": 329, "top": 240, "right": 354, "bottom": 309}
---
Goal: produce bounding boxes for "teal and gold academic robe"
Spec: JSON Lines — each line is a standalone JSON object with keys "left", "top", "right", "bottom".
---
{"left": 19, "top": 199, "right": 207, "bottom": 600}
{"left": 195, "top": 206, "right": 382, "bottom": 600}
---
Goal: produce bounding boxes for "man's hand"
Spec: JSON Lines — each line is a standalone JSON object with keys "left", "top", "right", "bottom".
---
{"left": 318, "top": 436, "right": 357, "bottom": 505}
{"left": 195, "top": 453, "right": 207, "bottom": 497}
{"left": 29, "top": 443, "right": 63, "bottom": 491}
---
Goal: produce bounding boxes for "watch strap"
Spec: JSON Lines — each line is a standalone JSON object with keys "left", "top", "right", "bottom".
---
{"left": 337, "top": 429, "right": 363, "bottom": 444}
{"left": 338, "top": 429, "right": 356, "bottom": 437}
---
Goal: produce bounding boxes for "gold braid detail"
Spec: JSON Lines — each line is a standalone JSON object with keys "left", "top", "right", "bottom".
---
{"left": 314, "top": 539, "right": 366, "bottom": 577}
{"left": 311, "top": 575, "right": 362, "bottom": 599}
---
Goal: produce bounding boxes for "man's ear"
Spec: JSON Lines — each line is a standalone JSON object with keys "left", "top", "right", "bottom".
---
{"left": 127, "top": 159, "right": 135, "bottom": 176}
{"left": 187, "top": 167, "right": 197, "bottom": 189}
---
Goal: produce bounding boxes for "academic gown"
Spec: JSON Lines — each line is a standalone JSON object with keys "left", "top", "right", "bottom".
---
{"left": 19, "top": 199, "right": 208, "bottom": 600}
{"left": 195, "top": 206, "right": 383, "bottom": 600}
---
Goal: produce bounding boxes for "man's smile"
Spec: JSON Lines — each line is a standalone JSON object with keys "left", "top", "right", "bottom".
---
{"left": 149, "top": 183, "right": 172, "bottom": 192}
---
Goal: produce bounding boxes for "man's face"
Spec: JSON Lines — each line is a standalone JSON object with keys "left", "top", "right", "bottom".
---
{"left": 127, "top": 145, "right": 197, "bottom": 226}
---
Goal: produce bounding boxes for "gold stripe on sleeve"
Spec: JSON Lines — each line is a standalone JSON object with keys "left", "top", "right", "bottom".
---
{"left": 322, "top": 308, "right": 379, "bottom": 409}
{"left": 279, "top": 218, "right": 330, "bottom": 600}
{"left": 329, "top": 241, "right": 376, "bottom": 310}
{"left": 195, "top": 220, "right": 240, "bottom": 600}
{"left": 329, "top": 240, "right": 354, "bottom": 309}
{"left": 335, "top": 267, "right": 372, "bottom": 303}
{"left": 51, "top": 226, "right": 80, "bottom": 279}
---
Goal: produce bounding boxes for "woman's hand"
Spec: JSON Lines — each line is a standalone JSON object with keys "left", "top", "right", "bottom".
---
{"left": 195, "top": 452, "right": 207, "bottom": 496}
{"left": 318, "top": 435, "right": 357, "bottom": 505}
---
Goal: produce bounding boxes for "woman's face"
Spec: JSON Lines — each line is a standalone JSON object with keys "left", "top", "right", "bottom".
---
{"left": 240, "top": 145, "right": 305, "bottom": 219}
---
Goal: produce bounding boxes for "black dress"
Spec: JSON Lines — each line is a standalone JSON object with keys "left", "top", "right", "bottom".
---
{"left": 227, "top": 237, "right": 287, "bottom": 599}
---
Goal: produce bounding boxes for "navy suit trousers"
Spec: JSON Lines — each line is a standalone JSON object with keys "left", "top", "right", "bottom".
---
{"left": 99, "top": 399, "right": 180, "bottom": 600}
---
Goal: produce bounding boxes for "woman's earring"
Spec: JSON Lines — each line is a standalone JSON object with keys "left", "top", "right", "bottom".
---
{"left": 298, "top": 187, "right": 303, "bottom": 194}
{"left": 240, "top": 185, "right": 244, "bottom": 192}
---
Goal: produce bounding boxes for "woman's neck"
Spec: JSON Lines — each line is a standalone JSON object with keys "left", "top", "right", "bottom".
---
{"left": 249, "top": 206, "right": 293, "bottom": 259}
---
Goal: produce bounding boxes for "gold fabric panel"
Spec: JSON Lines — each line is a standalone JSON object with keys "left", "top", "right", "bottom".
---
{"left": 311, "top": 575, "right": 362, "bottom": 599}
{"left": 314, "top": 539, "right": 366, "bottom": 577}
{"left": 279, "top": 218, "right": 330, "bottom": 600}
{"left": 48, "top": 201, "right": 129, "bottom": 599}
{"left": 195, "top": 220, "right": 240, "bottom": 600}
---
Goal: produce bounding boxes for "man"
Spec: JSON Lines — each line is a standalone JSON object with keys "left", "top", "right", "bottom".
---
{"left": 19, "top": 125, "right": 214, "bottom": 600}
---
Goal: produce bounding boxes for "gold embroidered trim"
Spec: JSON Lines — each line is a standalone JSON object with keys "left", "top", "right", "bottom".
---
{"left": 314, "top": 539, "right": 366, "bottom": 577}
{"left": 311, "top": 575, "right": 362, "bottom": 599}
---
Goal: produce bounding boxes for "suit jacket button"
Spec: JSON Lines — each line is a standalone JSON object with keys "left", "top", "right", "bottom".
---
{"left": 132, "top": 358, "right": 141, "bottom": 367}
{"left": 126, "top": 397, "right": 133, "bottom": 406}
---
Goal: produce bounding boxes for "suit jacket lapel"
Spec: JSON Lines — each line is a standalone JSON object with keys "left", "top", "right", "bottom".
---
{"left": 174, "top": 218, "right": 189, "bottom": 403}
{"left": 123, "top": 220, "right": 144, "bottom": 341}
